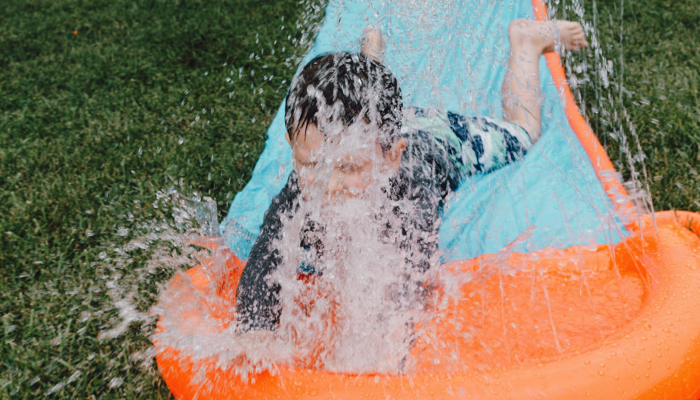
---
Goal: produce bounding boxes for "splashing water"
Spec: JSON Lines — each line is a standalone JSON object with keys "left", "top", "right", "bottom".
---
{"left": 269, "top": 122, "right": 436, "bottom": 373}
{"left": 274, "top": 199, "right": 429, "bottom": 374}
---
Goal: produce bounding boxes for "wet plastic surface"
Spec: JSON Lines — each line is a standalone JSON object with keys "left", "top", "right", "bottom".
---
{"left": 155, "top": 211, "right": 700, "bottom": 400}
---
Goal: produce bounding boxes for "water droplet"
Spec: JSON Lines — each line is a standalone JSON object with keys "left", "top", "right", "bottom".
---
{"left": 108, "top": 377, "right": 123, "bottom": 389}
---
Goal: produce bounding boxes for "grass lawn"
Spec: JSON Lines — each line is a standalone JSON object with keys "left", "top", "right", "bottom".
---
{"left": 0, "top": 0, "right": 697, "bottom": 398}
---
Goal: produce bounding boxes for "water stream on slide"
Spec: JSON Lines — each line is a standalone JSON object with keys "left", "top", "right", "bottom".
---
{"left": 89, "top": 0, "right": 658, "bottom": 390}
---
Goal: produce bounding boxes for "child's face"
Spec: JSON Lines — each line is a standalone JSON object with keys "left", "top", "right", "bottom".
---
{"left": 286, "top": 123, "right": 406, "bottom": 201}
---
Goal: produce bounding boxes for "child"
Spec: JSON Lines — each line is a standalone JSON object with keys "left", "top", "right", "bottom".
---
{"left": 235, "top": 20, "right": 588, "bottom": 333}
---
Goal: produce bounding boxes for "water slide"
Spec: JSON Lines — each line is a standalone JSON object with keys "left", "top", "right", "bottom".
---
{"left": 154, "top": 0, "right": 700, "bottom": 398}
{"left": 221, "top": 0, "right": 627, "bottom": 261}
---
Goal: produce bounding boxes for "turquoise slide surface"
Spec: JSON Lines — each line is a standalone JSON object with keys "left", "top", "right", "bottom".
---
{"left": 222, "top": 0, "right": 627, "bottom": 261}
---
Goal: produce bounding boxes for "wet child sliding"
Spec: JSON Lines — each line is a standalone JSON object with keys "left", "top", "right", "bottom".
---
{"left": 231, "top": 19, "right": 588, "bottom": 368}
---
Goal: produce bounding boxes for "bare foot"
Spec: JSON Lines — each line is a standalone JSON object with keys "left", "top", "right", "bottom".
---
{"left": 508, "top": 19, "right": 589, "bottom": 55}
{"left": 360, "top": 25, "right": 386, "bottom": 62}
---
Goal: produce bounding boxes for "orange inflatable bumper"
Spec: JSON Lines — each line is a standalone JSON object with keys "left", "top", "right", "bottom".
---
{"left": 155, "top": 211, "right": 700, "bottom": 400}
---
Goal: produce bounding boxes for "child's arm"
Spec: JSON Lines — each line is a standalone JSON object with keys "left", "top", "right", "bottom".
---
{"left": 235, "top": 173, "right": 300, "bottom": 332}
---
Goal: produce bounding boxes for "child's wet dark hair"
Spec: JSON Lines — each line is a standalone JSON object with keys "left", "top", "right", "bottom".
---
{"left": 284, "top": 52, "right": 403, "bottom": 152}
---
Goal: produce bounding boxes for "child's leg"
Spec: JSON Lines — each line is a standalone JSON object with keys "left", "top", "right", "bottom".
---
{"left": 361, "top": 25, "right": 386, "bottom": 63}
{"left": 502, "top": 20, "right": 588, "bottom": 142}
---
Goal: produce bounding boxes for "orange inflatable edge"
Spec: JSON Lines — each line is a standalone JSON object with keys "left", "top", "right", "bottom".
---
{"left": 155, "top": 212, "right": 700, "bottom": 400}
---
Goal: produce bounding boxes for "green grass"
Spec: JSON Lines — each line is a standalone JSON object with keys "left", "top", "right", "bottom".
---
{"left": 0, "top": 0, "right": 323, "bottom": 397}
{"left": 570, "top": 0, "right": 700, "bottom": 210}
{"left": 0, "top": 0, "right": 698, "bottom": 398}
